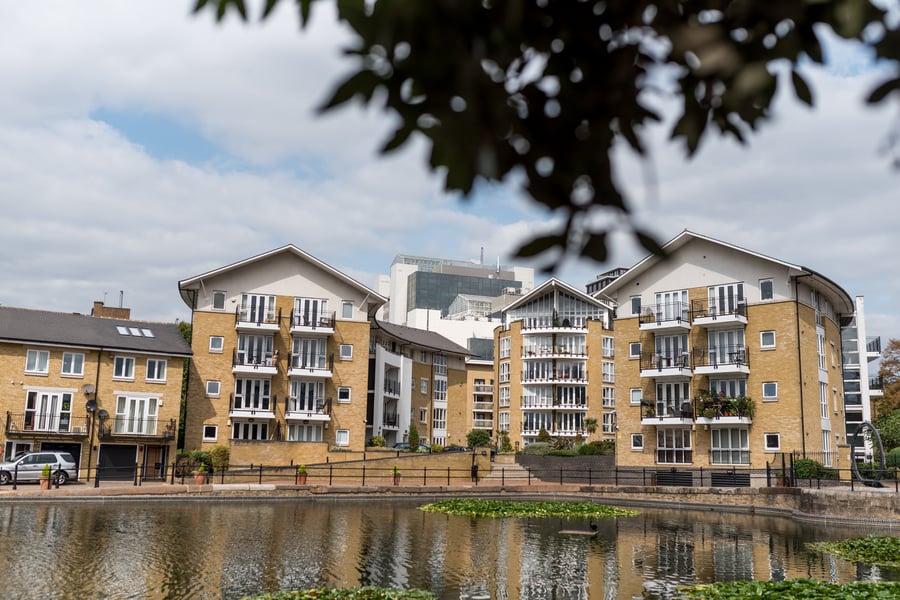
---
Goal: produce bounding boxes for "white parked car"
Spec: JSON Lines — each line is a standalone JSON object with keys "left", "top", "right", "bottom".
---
{"left": 0, "top": 451, "right": 78, "bottom": 485}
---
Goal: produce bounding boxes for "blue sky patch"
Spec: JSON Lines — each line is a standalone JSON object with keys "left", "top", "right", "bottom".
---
{"left": 91, "top": 108, "right": 221, "bottom": 164}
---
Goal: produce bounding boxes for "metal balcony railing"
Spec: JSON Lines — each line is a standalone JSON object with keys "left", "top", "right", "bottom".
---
{"left": 638, "top": 302, "right": 691, "bottom": 325}
{"left": 692, "top": 345, "right": 749, "bottom": 368}
{"left": 290, "top": 310, "right": 335, "bottom": 330}
{"left": 6, "top": 412, "right": 90, "bottom": 435}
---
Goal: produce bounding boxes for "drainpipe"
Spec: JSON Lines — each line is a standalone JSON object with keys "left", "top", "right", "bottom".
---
{"left": 794, "top": 275, "right": 808, "bottom": 457}
{"left": 86, "top": 347, "right": 103, "bottom": 482}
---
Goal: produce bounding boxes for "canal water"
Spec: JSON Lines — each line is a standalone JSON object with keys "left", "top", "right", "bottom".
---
{"left": 0, "top": 498, "right": 896, "bottom": 599}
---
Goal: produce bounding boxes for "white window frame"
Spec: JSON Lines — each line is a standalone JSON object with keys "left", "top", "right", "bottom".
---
{"left": 420, "top": 378, "right": 428, "bottom": 394}
{"left": 432, "top": 407, "right": 446, "bottom": 430}
{"left": 602, "top": 386, "right": 615, "bottom": 408}
{"left": 341, "top": 301, "right": 353, "bottom": 319}
{"left": 206, "top": 380, "right": 221, "bottom": 397}
{"left": 629, "top": 342, "right": 641, "bottom": 359}
{"left": 419, "top": 408, "right": 427, "bottom": 423}
{"left": 630, "top": 296, "right": 641, "bottom": 316}
{"left": 631, "top": 433, "right": 644, "bottom": 450}
{"left": 602, "top": 361, "right": 614, "bottom": 383}
{"left": 602, "top": 336, "right": 614, "bottom": 358}
{"left": 499, "top": 361, "right": 510, "bottom": 383}
{"left": 433, "top": 378, "right": 447, "bottom": 402}
{"left": 25, "top": 349, "right": 50, "bottom": 375}
{"left": 710, "top": 428, "right": 750, "bottom": 465}
{"left": 499, "top": 385, "right": 510, "bottom": 408}
{"left": 764, "top": 432, "right": 781, "bottom": 452}
{"left": 203, "top": 424, "right": 218, "bottom": 442}
{"left": 146, "top": 359, "right": 167, "bottom": 383}
{"left": 339, "top": 344, "right": 353, "bottom": 360}
{"left": 209, "top": 336, "right": 224, "bottom": 353}
{"left": 656, "top": 428, "right": 692, "bottom": 464}
{"left": 820, "top": 382, "right": 828, "bottom": 418}
{"left": 113, "top": 356, "right": 135, "bottom": 380}
{"left": 630, "top": 388, "right": 643, "bottom": 406}
{"left": 114, "top": 395, "right": 159, "bottom": 435}
{"left": 337, "top": 386, "right": 351, "bottom": 403}
{"left": 760, "top": 331, "right": 776, "bottom": 349}
{"left": 499, "top": 337, "right": 510, "bottom": 359}
{"left": 762, "top": 381, "right": 778, "bottom": 401}
{"left": 335, "top": 429, "right": 350, "bottom": 446}
{"left": 602, "top": 412, "right": 616, "bottom": 434}
{"left": 61, "top": 352, "right": 84, "bottom": 377}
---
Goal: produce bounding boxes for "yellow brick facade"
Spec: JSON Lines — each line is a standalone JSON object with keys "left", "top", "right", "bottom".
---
{"left": 0, "top": 308, "right": 188, "bottom": 482}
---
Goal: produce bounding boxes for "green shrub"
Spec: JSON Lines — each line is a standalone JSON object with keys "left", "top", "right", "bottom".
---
{"left": 578, "top": 443, "right": 600, "bottom": 455}
{"left": 886, "top": 447, "right": 900, "bottom": 467}
{"left": 209, "top": 445, "right": 230, "bottom": 472}
{"left": 548, "top": 449, "right": 577, "bottom": 456}
{"left": 408, "top": 425, "right": 420, "bottom": 450}
{"left": 537, "top": 428, "right": 551, "bottom": 443}
{"left": 577, "top": 440, "right": 615, "bottom": 456}
{"left": 522, "top": 442, "right": 551, "bottom": 455}
{"left": 466, "top": 429, "right": 492, "bottom": 448}
{"left": 498, "top": 431, "right": 513, "bottom": 453}
{"left": 794, "top": 458, "right": 837, "bottom": 479}
{"left": 370, "top": 436, "right": 386, "bottom": 447}
{"left": 430, "top": 443, "right": 443, "bottom": 453}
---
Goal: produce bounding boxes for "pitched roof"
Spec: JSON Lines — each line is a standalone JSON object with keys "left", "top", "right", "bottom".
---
{"left": 0, "top": 307, "right": 193, "bottom": 357}
{"left": 371, "top": 320, "right": 475, "bottom": 356}
{"left": 502, "top": 277, "right": 611, "bottom": 313}
{"left": 598, "top": 230, "right": 854, "bottom": 313}
{"left": 178, "top": 244, "right": 387, "bottom": 308}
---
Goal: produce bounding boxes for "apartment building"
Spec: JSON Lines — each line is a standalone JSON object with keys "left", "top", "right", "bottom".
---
{"left": 599, "top": 230, "right": 866, "bottom": 471}
{"left": 494, "top": 278, "right": 613, "bottom": 449}
{"left": 367, "top": 320, "right": 471, "bottom": 447}
{"left": 0, "top": 302, "right": 191, "bottom": 480}
{"left": 178, "top": 245, "right": 387, "bottom": 465}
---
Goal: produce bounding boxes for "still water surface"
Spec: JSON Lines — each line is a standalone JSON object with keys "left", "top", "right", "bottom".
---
{"left": 0, "top": 498, "right": 896, "bottom": 599}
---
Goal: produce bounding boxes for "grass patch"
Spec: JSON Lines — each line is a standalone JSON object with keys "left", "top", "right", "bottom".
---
{"left": 419, "top": 498, "right": 637, "bottom": 519}
{"left": 808, "top": 535, "right": 900, "bottom": 568}
{"left": 244, "top": 587, "right": 437, "bottom": 599}
{"left": 677, "top": 578, "right": 900, "bottom": 599}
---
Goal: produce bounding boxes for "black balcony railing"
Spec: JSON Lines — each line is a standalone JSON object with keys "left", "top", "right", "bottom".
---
{"left": 383, "top": 413, "right": 399, "bottom": 427}
{"left": 639, "top": 395, "right": 755, "bottom": 421}
{"left": 867, "top": 336, "right": 882, "bottom": 354}
{"left": 290, "top": 310, "right": 335, "bottom": 330}
{"left": 231, "top": 393, "right": 274, "bottom": 413}
{"left": 638, "top": 302, "right": 691, "bottom": 326}
{"left": 233, "top": 348, "right": 276, "bottom": 368}
{"left": 285, "top": 396, "right": 330, "bottom": 416}
{"left": 235, "top": 305, "right": 282, "bottom": 327}
{"left": 640, "top": 351, "right": 690, "bottom": 370}
{"left": 692, "top": 345, "right": 749, "bottom": 369}
{"left": 870, "top": 376, "right": 884, "bottom": 391}
{"left": 690, "top": 299, "right": 746, "bottom": 320}
{"left": 5, "top": 412, "right": 90, "bottom": 436}
{"left": 290, "top": 353, "right": 335, "bottom": 372}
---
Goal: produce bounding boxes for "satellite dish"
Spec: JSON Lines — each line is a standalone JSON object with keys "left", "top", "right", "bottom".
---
{"left": 82, "top": 384, "right": 95, "bottom": 395}
{"left": 85, "top": 400, "right": 98, "bottom": 413}
{"left": 98, "top": 409, "right": 109, "bottom": 420}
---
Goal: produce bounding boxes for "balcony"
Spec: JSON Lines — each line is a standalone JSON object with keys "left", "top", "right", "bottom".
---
{"left": 290, "top": 310, "right": 335, "bottom": 336}
{"left": 640, "top": 401, "right": 694, "bottom": 426}
{"left": 690, "top": 300, "right": 747, "bottom": 328}
{"left": 639, "top": 351, "right": 692, "bottom": 378}
{"left": 473, "top": 418, "right": 494, "bottom": 429}
{"left": 5, "top": 412, "right": 90, "bottom": 437}
{"left": 99, "top": 417, "right": 177, "bottom": 441}
{"left": 234, "top": 306, "right": 282, "bottom": 332}
{"left": 383, "top": 381, "right": 401, "bottom": 398}
{"left": 473, "top": 384, "right": 494, "bottom": 394}
{"left": 520, "top": 316, "right": 590, "bottom": 331}
{"left": 692, "top": 346, "right": 750, "bottom": 376}
{"left": 694, "top": 394, "right": 754, "bottom": 425}
{"left": 522, "top": 347, "right": 588, "bottom": 360}
{"left": 638, "top": 302, "right": 691, "bottom": 333}
{"left": 232, "top": 349, "right": 277, "bottom": 376}
{"left": 285, "top": 397, "right": 331, "bottom": 422}
{"left": 473, "top": 401, "right": 494, "bottom": 411}
{"left": 520, "top": 400, "right": 588, "bottom": 411}
{"left": 381, "top": 413, "right": 399, "bottom": 429}
{"left": 522, "top": 374, "right": 588, "bottom": 385}
{"left": 288, "top": 354, "right": 334, "bottom": 378}
{"left": 229, "top": 394, "right": 276, "bottom": 419}
{"left": 867, "top": 336, "right": 882, "bottom": 360}
{"left": 870, "top": 375, "right": 884, "bottom": 397}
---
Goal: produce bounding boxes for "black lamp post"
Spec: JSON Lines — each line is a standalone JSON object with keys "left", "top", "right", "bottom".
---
{"left": 83, "top": 385, "right": 97, "bottom": 483}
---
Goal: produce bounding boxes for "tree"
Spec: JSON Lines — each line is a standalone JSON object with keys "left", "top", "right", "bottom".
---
{"left": 407, "top": 423, "right": 420, "bottom": 449}
{"left": 176, "top": 320, "right": 192, "bottom": 450}
{"left": 584, "top": 418, "right": 598, "bottom": 440}
{"left": 466, "top": 429, "right": 491, "bottom": 448}
{"left": 876, "top": 338, "right": 900, "bottom": 419}
{"left": 195, "top": 0, "right": 900, "bottom": 267}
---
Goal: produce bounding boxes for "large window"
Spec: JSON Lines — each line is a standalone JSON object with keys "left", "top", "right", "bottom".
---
{"left": 655, "top": 334, "right": 689, "bottom": 366}
{"left": 238, "top": 334, "right": 274, "bottom": 366}
{"left": 499, "top": 336, "right": 510, "bottom": 358}
{"left": 233, "top": 421, "right": 268, "bottom": 440}
{"left": 498, "top": 411, "right": 510, "bottom": 432}
{"left": 234, "top": 379, "right": 271, "bottom": 411}
{"left": 294, "top": 297, "right": 329, "bottom": 326}
{"left": 292, "top": 337, "right": 328, "bottom": 370}
{"left": 602, "top": 412, "right": 616, "bottom": 434}
{"left": 433, "top": 354, "right": 447, "bottom": 376}
{"left": 656, "top": 382, "right": 690, "bottom": 417}
{"left": 213, "top": 291, "right": 226, "bottom": 310}
{"left": 290, "top": 380, "right": 324, "bottom": 412}
{"left": 433, "top": 379, "right": 447, "bottom": 402}
{"left": 24, "top": 390, "right": 73, "bottom": 432}
{"left": 61, "top": 352, "right": 84, "bottom": 377}
{"left": 114, "top": 356, "right": 135, "bottom": 380}
{"left": 707, "top": 282, "right": 744, "bottom": 315}
{"left": 602, "top": 336, "right": 614, "bottom": 357}
{"left": 288, "top": 423, "right": 323, "bottom": 442}
{"left": 709, "top": 378, "right": 747, "bottom": 398}
{"left": 240, "top": 293, "right": 276, "bottom": 324}
{"left": 710, "top": 428, "right": 749, "bottom": 465}
{"left": 433, "top": 408, "right": 446, "bottom": 430}
{"left": 657, "top": 428, "right": 692, "bottom": 464}
{"left": 499, "top": 385, "right": 510, "bottom": 407}
{"left": 707, "top": 329, "right": 745, "bottom": 365}
{"left": 602, "top": 361, "right": 614, "bottom": 383}
{"left": 602, "top": 386, "right": 615, "bottom": 408}
{"left": 499, "top": 361, "right": 510, "bottom": 383}
{"left": 655, "top": 289, "right": 689, "bottom": 321}
{"left": 114, "top": 395, "right": 159, "bottom": 435}
{"left": 759, "top": 279, "right": 774, "bottom": 301}
{"left": 25, "top": 350, "right": 50, "bottom": 374}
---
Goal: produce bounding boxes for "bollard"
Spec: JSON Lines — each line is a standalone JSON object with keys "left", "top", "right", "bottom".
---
{"left": 54, "top": 462, "right": 61, "bottom": 489}
{"left": 12, "top": 464, "right": 18, "bottom": 491}
{"left": 94, "top": 463, "right": 101, "bottom": 488}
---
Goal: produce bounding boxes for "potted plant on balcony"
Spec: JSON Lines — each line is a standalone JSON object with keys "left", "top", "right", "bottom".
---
{"left": 734, "top": 396, "right": 755, "bottom": 418}
{"left": 296, "top": 464, "right": 308, "bottom": 485}
{"left": 39, "top": 464, "right": 51, "bottom": 490}
{"left": 193, "top": 463, "right": 208, "bottom": 485}
{"left": 391, "top": 465, "right": 401, "bottom": 486}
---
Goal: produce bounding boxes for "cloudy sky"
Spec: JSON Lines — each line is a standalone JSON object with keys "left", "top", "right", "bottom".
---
{"left": 2, "top": 2, "right": 899, "bottom": 343}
